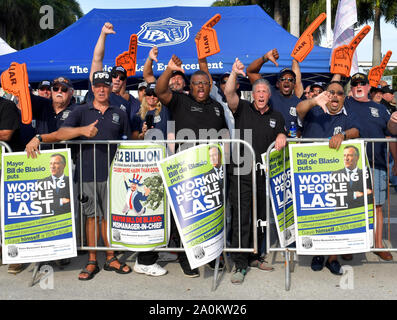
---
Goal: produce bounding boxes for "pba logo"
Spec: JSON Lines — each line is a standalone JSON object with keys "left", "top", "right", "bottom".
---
{"left": 137, "top": 17, "right": 192, "bottom": 47}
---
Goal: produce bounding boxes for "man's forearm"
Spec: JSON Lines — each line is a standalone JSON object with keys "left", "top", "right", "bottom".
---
{"left": 41, "top": 127, "right": 84, "bottom": 143}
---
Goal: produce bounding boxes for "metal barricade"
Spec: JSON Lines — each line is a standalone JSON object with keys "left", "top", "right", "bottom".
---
{"left": 265, "top": 138, "right": 397, "bottom": 291}
{"left": 39, "top": 138, "right": 258, "bottom": 290}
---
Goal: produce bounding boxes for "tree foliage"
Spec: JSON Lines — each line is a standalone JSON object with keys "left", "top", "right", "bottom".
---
{"left": 0, "top": 0, "right": 83, "bottom": 50}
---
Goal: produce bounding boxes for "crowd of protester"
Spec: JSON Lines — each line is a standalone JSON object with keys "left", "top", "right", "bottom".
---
{"left": 1, "top": 21, "right": 397, "bottom": 284}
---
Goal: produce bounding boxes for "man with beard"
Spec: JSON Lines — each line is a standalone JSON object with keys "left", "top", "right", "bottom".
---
{"left": 296, "top": 81, "right": 360, "bottom": 275}
{"left": 246, "top": 48, "right": 303, "bottom": 133}
{"left": 344, "top": 72, "right": 394, "bottom": 261}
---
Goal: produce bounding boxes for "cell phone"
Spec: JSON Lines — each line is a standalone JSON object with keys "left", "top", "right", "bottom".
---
{"left": 145, "top": 114, "right": 154, "bottom": 129}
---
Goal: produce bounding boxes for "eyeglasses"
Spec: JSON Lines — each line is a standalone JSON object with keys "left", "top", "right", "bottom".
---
{"left": 351, "top": 81, "right": 367, "bottom": 87}
{"left": 145, "top": 93, "right": 157, "bottom": 97}
{"left": 279, "top": 77, "right": 295, "bottom": 83}
{"left": 52, "top": 86, "right": 69, "bottom": 93}
{"left": 328, "top": 90, "right": 344, "bottom": 96}
{"left": 39, "top": 87, "right": 51, "bottom": 91}
{"left": 111, "top": 73, "right": 126, "bottom": 81}
{"left": 191, "top": 81, "right": 210, "bottom": 86}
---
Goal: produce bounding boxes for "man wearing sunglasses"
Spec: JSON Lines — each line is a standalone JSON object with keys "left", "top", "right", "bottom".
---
{"left": 344, "top": 72, "right": 394, "bottom": 261}
{"left": 37, "top": 80, "right": 52, "bottom": 99}
{"left": 246, "top": 48, "right": 303, "bottom": 133}
{"left": 87, "top": 22, "right": 140, "bottom": 126}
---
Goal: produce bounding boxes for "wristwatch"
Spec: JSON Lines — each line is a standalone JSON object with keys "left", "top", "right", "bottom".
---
{"left": 341, "top": 131, "right": 346, "bottom": 140}
{"left": 35, "top": 134, "right": 42, "bottom": 143}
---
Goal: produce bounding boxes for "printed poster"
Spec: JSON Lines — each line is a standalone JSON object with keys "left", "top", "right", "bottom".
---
{"left": 290, "top": 141, "right": 370, "bottom": 255}
{"left": 262, "top": 147, "right": 295, "bottom": 247}
{"left": 109, "top": 143, "right": 168, "bottom": 250}
{"left": 158, "top": 144, "right": 225, "bottom": 269}
{"left": 1, "top": 149, "right": 77, "bottom": 264}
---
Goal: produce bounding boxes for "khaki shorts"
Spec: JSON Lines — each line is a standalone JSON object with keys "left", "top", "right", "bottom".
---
{"left": 80, "top": 181, "right": 108, "bottom": 219}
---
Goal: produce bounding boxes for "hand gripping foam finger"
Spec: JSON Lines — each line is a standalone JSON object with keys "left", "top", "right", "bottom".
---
{"left": 195, "top": 27, "right": 220, "bottom": 60}
{"left": 0, "top": 62, "right": 32, "bottom": 124}
{"left": 291, "top": 13, "right": 326, "bottom": 62}
{"left": 368, "top": 50, "right": 392, "bottom": 87}
{"left": 203, "top": 14, "right": 221, "bottom": 29}
{"left": 115, "top": 34, "right": 137, "bottom": 77}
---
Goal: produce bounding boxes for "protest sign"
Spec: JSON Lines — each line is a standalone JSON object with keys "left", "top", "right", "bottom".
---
{"left": 289, "top": 141, "right": 370, "bottom": 255}
{"left": 1, "top": 149, "right": 76, "bottom": 263}
{"left": 262, "top": 148, "right": 295, "bottom": 247}
{"left": 109, "top": 143, "right": 168, "bottom": 250}
{"left": 158, "top": 144, "right": 225, "bottom": 269}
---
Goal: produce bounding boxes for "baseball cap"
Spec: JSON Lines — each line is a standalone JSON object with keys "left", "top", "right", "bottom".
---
{"left": 370, "top": 85, "right": 383, "bottom": 94}
{"left": 92, "top": 71, "right": 111, "bottom": 86}
{"left": 310, "top": 82, "right": 325, "bottom": 91}
{"left": 38, "top": 80, "right": 51, "bottom": 89}
{"left": 350, "top": 73, "right": 369, "bottom": 86}
{"left": 171, "top": 70, "right": 188, "bottom": 84}
{"left": 110, "top": 66, "right": 127, "bottom": 78}
{"left": 145, "top": 82, "right": 157, "bottom": 95}
{"left": 278, "top": 68, "right": 296, "bottom": 80}
{"left": 52, "top": 77, "right": 73, "bottom": 89}
{"left": 382, "top": 85, "right": 394, "bottom": 94}
{"left": 138, "top": 81, "right": 148, "bottom": 90}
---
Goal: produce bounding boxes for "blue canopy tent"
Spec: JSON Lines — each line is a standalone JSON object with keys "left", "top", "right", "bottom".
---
{"left": 0, "top": 5, "right": 332, "bottom": 90}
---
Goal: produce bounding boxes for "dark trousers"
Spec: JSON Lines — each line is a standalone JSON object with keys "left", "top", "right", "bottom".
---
{"left": 229, "top": 173, "right": 267, "bottom": 269}
{"left": 137, "top": 252, "right": 159, "bottom": 265}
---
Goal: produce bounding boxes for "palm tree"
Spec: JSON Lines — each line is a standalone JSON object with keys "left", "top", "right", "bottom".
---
{"left": 0, "top": 0, "right": 83, "bottom": 50}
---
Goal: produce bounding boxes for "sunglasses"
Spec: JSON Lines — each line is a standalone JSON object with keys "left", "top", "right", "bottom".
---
{"left": 111, "top": 73, "right": 126, "bottom": 81}
{"left": 145, "top": 92, "right": 157, "bottom": 97}
{"left": 328, "top": 90, "right": 344, "bottom": 96}
{"left": 191, "top": 81, "right": 210, "bottom": 86}
{"left": 39, "top": 87, "right": 51, "bottom": 91}
{"left": 52, "top": 86, "right": 69, "bottom": 93}
{"left": 351, "top": 81, "right": 367, "bottom": 87}
{"left": 279, "top": 77, "right": 295, "bottom": 83}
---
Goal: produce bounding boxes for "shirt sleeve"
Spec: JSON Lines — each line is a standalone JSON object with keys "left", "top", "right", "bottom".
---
{"left": 131, "top": 113, "right": 143, "bottom": 133}
{"left": 0, "top": 99, "right": 19, "bottom": 131}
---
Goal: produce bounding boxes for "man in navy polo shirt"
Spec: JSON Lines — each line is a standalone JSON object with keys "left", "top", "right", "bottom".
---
{"left": 224, "top": 58, "right": 287, "bottom": 284}
{"left": 246, "top": 48, "right": 303, "bottom": 133}
{"left": 87, "top": 22, "right": 140, "bottom": 125}
{"left": 344, "top": 72, "right": 394, "bottom": 261}
{"left": 297, "top": 81, "right": 360, "bottom": 275}
{"left": 26, "top": 71, "right": 133, "bottom": 280}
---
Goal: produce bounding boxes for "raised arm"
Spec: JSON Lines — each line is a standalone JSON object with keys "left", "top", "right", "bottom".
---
{"left": 89, "top": 22, "right": 116, "bottom": 85}
{"left": 143, "top": 46, "right": 158, "bottom": 84}
{"left": 292, "top": 58, "right": 303, "bottom": 98}
{"left": 155, "top": 55, "right": 184, "bottom": 106}
{"left": 246, "top": 48, "right": 279, "bottom": 84}
{"left": 224, "top": 58, "right": 245, "bottom": 113}
{"left": 296, "top": 90, "right": 331, "bottom": 119}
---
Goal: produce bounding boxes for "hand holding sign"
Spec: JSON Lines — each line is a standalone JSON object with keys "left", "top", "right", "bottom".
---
{"left": 115, "top": 34, "right": 138, "bottom": 77}
{"left": 1, "top": 62, "right": 32, "bottom": 124}
{"left": 330, "top": 25, "right": 371, "bottom": 77}
{"left": 291, "top": 13, "right": 326, "bottom": 62}
{"left": 195, "top": 14, "right": 221, "bottom": 59}
{"left": 368, "top": 50, "right": 392, "bottom": 87}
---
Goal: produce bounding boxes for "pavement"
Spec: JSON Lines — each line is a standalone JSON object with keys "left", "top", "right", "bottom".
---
{"left": 1, "top": 191, "right": 397, "bottom": 302}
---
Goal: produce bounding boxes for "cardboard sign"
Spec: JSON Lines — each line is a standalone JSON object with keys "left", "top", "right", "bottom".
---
{"left": 291, "top": 13, "right": 326, "bottom": 62}
{"left": 368, "top": 50, "right": 392, "bottom": 87}
{"left": 196, "top": 14, "right": 221, "bottom": 59}
{"left": 330, "top": 25, "right": 371, "bottom": 77}
{"left": 115, "top": 34, "right": 138, "bottom": 77}
{"left": 0, "top": 62, "right": 32, "bottom": 124}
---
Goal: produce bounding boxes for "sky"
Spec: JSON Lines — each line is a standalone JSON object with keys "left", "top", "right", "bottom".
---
{"left": 77, "top": 0, "right": 397, "bottom": 63}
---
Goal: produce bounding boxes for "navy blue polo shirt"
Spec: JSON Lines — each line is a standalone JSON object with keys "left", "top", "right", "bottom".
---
{"left": 270, "top": 86, "right": 301, "bottom": 131}
{"left": 62, "top": 102, "right": 131, "bottom": 182}
{"left": 85, "top": 85, "right": 140, "bottom": 126}
{"left": 344, "top": 96, "right": 391, "bottom": 170}
{"left": 131, "top": 106, "right": 170, "bottom": 139}
{"left": 300, "top": 105, "right": 359, "bottom": 139}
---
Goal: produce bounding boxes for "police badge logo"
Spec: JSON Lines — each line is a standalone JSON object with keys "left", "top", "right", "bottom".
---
{"left": 269, "top": 118, "right": 276, "bottom": 128}
{"left": 333, "top": 126, "right": 342, "bottom": 135}
{"left": 289, "top": 107, "right": 297, "bottom": 117}
{"left": 112, "top": 113, "right": 120, "bottom": 124}
{"left": 137, "top": 17, "right": 192, "bottom": 47}
{"left": 370, "top": 107, "right": 379, "bottom": 118}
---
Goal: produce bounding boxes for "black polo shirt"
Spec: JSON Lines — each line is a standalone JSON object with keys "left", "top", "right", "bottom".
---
{"left": 62, "top": 102, "right": 131, "bottom": 182}
{"left": 234, "top": 98, "right": 286, "bottom": 167}
{"left": 166, "top": 91, "right": 227, "bottom": 138}
{"left": 0, "top": 97, "right": 20, "bottom": 151}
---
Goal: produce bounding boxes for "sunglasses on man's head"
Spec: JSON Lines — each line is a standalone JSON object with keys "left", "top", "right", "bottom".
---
{"left": 111, "top": 73, "right": 126, "bottom": 81}
{"left": 52, "top": 86, "right": 68, "bottom": 93}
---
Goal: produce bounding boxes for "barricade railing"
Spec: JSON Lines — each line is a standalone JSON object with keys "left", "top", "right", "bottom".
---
{"left": 265, "top": 137, "right": 397, "bottom": 291}
{"left": 36, "top": 138, "right": 258, "bottom": 290}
